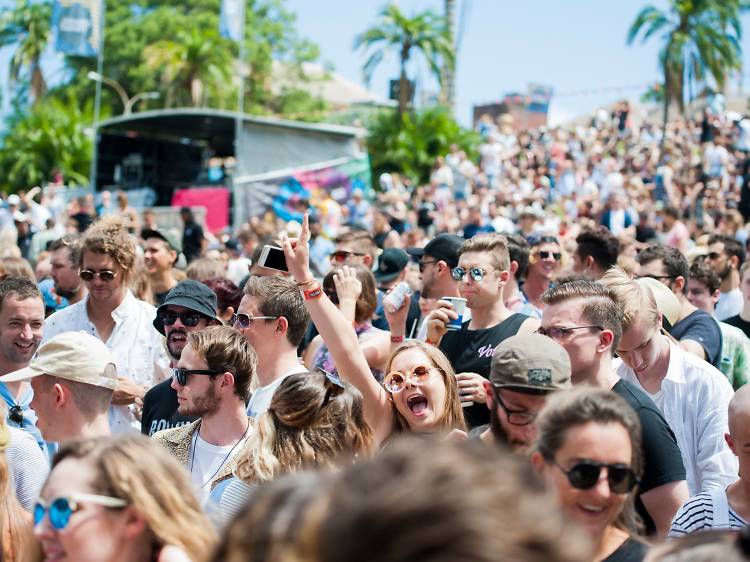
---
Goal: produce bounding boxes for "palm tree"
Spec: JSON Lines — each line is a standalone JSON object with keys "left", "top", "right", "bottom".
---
{"left": 142, "top": 29, "right": 234, "bottom": 107}
{"left": 627, "top": 0, "right": 745, "bottom": 137}
{"left": 354, "top": 4, "right": 455, "bottom": 116}
{"left": 0, "top": 0, "right": 53, "bottom": 103}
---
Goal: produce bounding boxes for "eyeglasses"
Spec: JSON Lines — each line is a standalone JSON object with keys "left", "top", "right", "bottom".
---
{"left": 537, "top": 251, "right": 562, "bottom": 261}
{"left": 172, "top": 367, "right": 224, "bottom": 386}
{"left": 707, "top": 252, "right": 723, "bottom": 261}
{"left": 8, "top": 405, "right": 23, "bottom": 425}
{"left": 537, "top": 325, "right": 602, "bottom": 339}
{"left": 34, "top": 494, "right": 127, "bottom": 530}
{"left": 547, "top": 459, "right": 640, "bottom": 494}
{"left": 159, "top": 311, "right": 207, "bottom": 328}
{"left": 419, "top": 260, "right": 438, "bottom": 273}
{"left": 230, "top": 313, "right": 278, "bottom": 329}
{"left": 383, "top": 365, "right": 438, "bottom": 393}
{"left": 79, "top": 269, "right": 117, "bottom": 282}
{"left": 491, "top": 386, "right": 537, "bottom": 426}
{"left": 330, "top": 250, "right": 365, "bottom": 263}
{"left": 451, "top": 266, "right": 492, "bottom": 282}
{"left": 636, "top": 274, "right": 673, "bottom": 281}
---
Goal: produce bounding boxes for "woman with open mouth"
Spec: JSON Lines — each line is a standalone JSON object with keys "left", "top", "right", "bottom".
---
{"left": 531, "top": 388, "right": 648, "bottom": 562}
{"left": 282, "top": 215, "right": 466, "bottom": 446}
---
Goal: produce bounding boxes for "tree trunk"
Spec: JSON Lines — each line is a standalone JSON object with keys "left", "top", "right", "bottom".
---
{"left": 398, "top": 43, "right": 410, "bottom": 117}
{"left": 442, "top": 0, "right": 455, "bottom": 112}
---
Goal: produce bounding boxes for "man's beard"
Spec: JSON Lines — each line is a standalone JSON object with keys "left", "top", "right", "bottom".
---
{"left": 720, "top": 263, "right": 733, "bottom": 281}
{"left": 55, "top": 283, "right": 80, "bottom": 300}
{"left": 179, "top": 383, "right": 220, "bottom": 417}
{"left": 489, "top": 406, "right": 529, "bottom": 453}
{"left": 166, "top": 329, "right": 188, "bottom": 361}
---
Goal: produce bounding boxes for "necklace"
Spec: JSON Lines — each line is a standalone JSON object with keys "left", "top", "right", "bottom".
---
{"left": 189, "top": 419, "right": 251, "bottom": 490}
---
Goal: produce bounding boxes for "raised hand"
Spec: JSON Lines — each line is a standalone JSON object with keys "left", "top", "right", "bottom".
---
{"left": 281, "top": 214, "right": 313, "bottom": 283}
{"left": 333, "top": 265, "right": 362, "bottom": 302}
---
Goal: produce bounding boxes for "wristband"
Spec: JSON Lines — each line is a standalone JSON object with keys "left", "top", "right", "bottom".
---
{"left": 390, "top": 335, "right": 405, "bottom": 343}
{"left": 303, "top": 284, "right": 323, "bottom": 300}
{"left": 296, "top": 278, "right": 315, "bottom": 286}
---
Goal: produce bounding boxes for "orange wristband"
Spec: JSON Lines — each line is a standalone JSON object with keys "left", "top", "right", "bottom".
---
{"left": 303, "top": 284, "right": 323, "bottom": 300}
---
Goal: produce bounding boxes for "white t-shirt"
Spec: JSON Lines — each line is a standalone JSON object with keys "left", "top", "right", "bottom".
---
{"left": 191, "top": 433, "right": 249, "bottom": 504}
{"left": 247, "top": 364, "right": 308, "bottom": 418}
{"left": 715, "top": 289, "right": 743, "bottom": 321}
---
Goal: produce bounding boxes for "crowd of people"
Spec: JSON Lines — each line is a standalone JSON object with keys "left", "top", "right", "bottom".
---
{"left": 0, "top": 103, "right": 749, "bottom": 561}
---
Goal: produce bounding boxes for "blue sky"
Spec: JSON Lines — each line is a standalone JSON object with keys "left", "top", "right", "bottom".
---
{"left": 3, "top": 0, "right": 750, "bottom": 128}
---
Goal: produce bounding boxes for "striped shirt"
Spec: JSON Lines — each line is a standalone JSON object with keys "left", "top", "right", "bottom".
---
{"left": 669, "top": 491, "right": 748, "bottom": 536}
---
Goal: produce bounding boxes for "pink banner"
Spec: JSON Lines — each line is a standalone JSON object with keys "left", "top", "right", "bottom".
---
{"left": 171, "top": 186, "right": 230, "bottom": 233}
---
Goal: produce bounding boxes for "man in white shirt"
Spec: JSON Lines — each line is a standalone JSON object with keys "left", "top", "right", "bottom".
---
{"left": 153, "top": 326, "right": 254, "bottom": 503}
{"left": 44, "top": 217, "right": 168, "bottom": 433}
{"left": 707, "top": 234, "right": 745, "bottom": 321}
{"left": 602, "top": 268, "right": 737, "bottom": 496}
{"left": 234, "top": 276, "right": 310, "bottom": 418}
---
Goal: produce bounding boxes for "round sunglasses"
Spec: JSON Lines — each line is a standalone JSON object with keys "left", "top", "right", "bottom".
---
{"left": 549, "top": 459, "right": 640, "bottom": 494}
{"left": 34, "top": 494, "right": 127, "bottom": 530}
{"left": 383, "top": 365, "right": 438, "bottom": 393}
{"left": 79, "top": 269, "right": 118, "bottom": 282}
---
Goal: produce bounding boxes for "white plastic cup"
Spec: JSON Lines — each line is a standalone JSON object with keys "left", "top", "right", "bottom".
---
{"left": 442, "top": 296, "right": 467, "bottom": 331}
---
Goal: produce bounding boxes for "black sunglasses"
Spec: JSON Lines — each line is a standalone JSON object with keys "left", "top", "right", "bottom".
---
{"left": 419, "top": 260, "right": 438, "bottom": 273}
{"left": 8, "top": 405, "right": 23, "bottom": 425}
{"left": 159, "top": 311, "right": 207, "bottom": 328}
{"left": 707, "top": 252, "right": 723, "bottom": 260}
{"left": 172, "top": 367, "right": 223, "bottom": 386}
{"left": 537, "top": 250, "right": 562, "bottom": 261}
{"left": 79, "top": 269, "right": 117, "bottom": 282}
{"left": 549, "top": 459, "right": 640, "bottom": 494}
{"left": 230, "top": 313, "right": 278, "bottom": 329}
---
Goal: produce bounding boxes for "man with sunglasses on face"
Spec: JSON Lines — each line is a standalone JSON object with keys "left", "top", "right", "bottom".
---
{"left": 707, "top": 234, "right": 746, "bottom": 321}
{"left": 141, "top": 280, "right": 222, "bottom": 436}
{"left": 330, "top": 228, "right": 378, "bottom": 269}
{"left": 44, "top": 217, "right": 168, "bottom": 434}
{"left": 424, "top": 234, "right": 539, "bottom": 428}
{"left": 636, "top": 245, "right": 722, "bottom": 368}
{"left": 540, "top": 280, "right": 688, "bottom": 537}
{"left": 234, "top": 276, "right": 310, "bottom": 418}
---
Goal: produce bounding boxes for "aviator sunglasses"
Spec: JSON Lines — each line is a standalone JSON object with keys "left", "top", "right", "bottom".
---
{"left": 451, "top": 266, "right": 491, "bottom": 282}
{"left": 549, "top": 459, "right": 640, "bottom": 494}
{"left": 34, "top": 494, "right": 127, "bottom": 530}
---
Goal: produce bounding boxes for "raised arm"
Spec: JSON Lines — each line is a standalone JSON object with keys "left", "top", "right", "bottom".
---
{"left": 281, "top": 216, "right": 394, "bottom": 445}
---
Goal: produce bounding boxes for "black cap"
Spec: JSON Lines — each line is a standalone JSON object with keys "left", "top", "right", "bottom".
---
{"left": 407, "top": 234, "right": 463, "bottom": 268}
{"left": 142, "top": 228, "right": 182, "bottom": 253}
{"left": 375, "top": 248, "right": 409, "bottom": 283}
{"left": 224, "top": 239, "right": 241, "bottom": 253}
{"left": 153, "top": 280, "right": 220, "bottom": 335}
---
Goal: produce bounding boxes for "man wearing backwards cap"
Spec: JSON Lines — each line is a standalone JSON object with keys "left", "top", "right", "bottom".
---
{"left": 373, "top": 248, "right": 419, "bottom": 333}
{"left": 141, "top": 280, "right": 222, "bottom": 436}
{"left": 474, "top": 332, "right": 571, "bottom": 452}
{"left": 0, "top": 331, "right": 117, "bottom": 444}
{"left": 142, "top": 228, "right": 182, "bottom": 306}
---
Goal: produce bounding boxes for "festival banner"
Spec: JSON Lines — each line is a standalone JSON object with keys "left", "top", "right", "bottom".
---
{"left": 232, "top": 156, "right": 371, "bottom": 229}
{"left": 220, "top": 0, "right": 244, "bottom": 42}
{"left": 171, "top": 186, "right": 230, "bottom": 233}
{"left": 53, "top": 0, "right": 101, "bottom": 57}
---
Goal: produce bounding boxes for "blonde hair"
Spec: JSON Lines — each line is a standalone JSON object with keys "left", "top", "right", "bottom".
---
{"left": 386, "top": 341, "right": 467, "bottom": 434}
{"left": 52, "top": 435, "right": 216, "bottom": 561}
{"left": 458, "top": 233, "right": 510, "bottom": 271}
{"left": 186, "top": 257, "right": 226, "bottom": 282}
{"left": 600, "top": 266, "right": 660, "bottom": 331}
{"left": 235, "top": 371, "right": 373, "bottom": 484}
{"left": 80, "top": 216, "right": 136, "bottom": 284}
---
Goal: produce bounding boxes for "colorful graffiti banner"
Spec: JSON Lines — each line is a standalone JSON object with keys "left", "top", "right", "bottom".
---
{"left": 232, "top": 157, "right": 371, "bottom": 227}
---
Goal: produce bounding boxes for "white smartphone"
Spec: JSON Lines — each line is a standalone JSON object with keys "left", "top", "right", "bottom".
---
{"left": 257, "top": 245, "right": 288, "bottom": 272}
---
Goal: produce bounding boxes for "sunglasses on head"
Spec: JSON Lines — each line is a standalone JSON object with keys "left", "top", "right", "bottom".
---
{"left": 159, "top": 311, "right": 206, "bottom": 328}
{"left": 172, "top": 367, "right": 224, "bottom": 386}
{"left": 330, "top": 250, "right": 365, "bottom": 263}
{"left": 451, "top": 266, "right": 491, "bottom": 282}
{"left": 230, "top": 313, "right": 278, "bottom": 329}
{"left": 549, "top": 459, "right": 640, "bottom": 494}
{"left": 383, "top": 364, "right": 437, "bottom": 393}
{"left": 537, "top": 250, "right": 562, "bottom": 261}
{"left": 34, "top": 494, "right": 127, "bottom": 531}
{"left": 8, "top": 405, "right": 23, "bottom": 425}
{"left": 79, "top": 269, "right": 117, "bottom": 282}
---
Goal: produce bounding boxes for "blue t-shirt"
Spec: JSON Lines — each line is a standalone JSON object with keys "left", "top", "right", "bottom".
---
{"left": 0, "top": 381, "right": 53, "bottom": 460}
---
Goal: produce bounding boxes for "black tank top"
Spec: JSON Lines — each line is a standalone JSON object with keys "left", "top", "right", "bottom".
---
{"left": 439, "top": 313, "right": 530, "bottom": 428}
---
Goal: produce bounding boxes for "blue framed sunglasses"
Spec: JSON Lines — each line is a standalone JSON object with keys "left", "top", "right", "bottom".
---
{"left": 451, "top": 266, "right": 490, "bottom": 282}
{"left": 34, "top": 494, "right": 127, "bottom": 530}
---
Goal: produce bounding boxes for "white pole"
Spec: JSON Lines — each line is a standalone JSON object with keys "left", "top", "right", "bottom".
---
{"left": 89, "top": 0, "right": 105, "bottom": 191}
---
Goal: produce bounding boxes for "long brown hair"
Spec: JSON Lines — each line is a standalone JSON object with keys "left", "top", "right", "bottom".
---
{"left": 235, "top": 371, "right": 374, "bottom": 484}
{"left": 386, "top": 341, "right": 467, "bottom": 434}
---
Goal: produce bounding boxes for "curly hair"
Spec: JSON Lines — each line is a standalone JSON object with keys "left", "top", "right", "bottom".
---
{"left": 80, "top": 216, "right": 136, "bottom": 283}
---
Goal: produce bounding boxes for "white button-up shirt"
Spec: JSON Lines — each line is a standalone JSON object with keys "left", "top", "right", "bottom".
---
{"left": 44, "top": 290, "right": 169, "bottom": 433}
{"left": 614, "top": 341, "right": 737, "bottom": 496}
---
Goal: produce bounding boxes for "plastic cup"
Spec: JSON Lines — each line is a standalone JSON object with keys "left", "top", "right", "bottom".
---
{"left": 442, "top": 296, "right": 467, "bottom": 331}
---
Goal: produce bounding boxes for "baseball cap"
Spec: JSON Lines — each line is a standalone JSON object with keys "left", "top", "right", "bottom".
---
{"left": 490, "top": 333, "right": 572, "bottom": 394}
{"left": 0, "top": 332, "right": 117, "bottom": 389}
{"left": 142, "top": 228, "right": 182, "bottom": 254}
{"left": 375, "top": 248, "right": 409, "bottom": 284}
{"left": 6, "top": 194, "right": 20, "bottom": 206}
{"left": 154, "top": 280, "right": 220, "bottom": 335}
{"left": 407, "top": 234, "right": 463, "bottom": 268}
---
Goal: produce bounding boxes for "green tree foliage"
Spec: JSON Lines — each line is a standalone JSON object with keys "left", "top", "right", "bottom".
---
{"left": 627, "top": 0, "right": 747, "bottom": 131}
{"left": 354, "top": 4, "right": 454, "bottom": 116}
{"left": 0, "top": 0, "right": 53, "bottom": 103}
{"left": 0, "top": 96, "right": 99, "bottom": 192}
{"left": 367, "top": 107, "right": 479, "bottom": 187}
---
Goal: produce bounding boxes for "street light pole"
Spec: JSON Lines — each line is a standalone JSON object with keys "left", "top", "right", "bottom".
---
{"left": 124, "top": 91, "right": 161, "bottom": 114}
{"left": 87, "top": 71, "right": 159, "bottom": 115}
